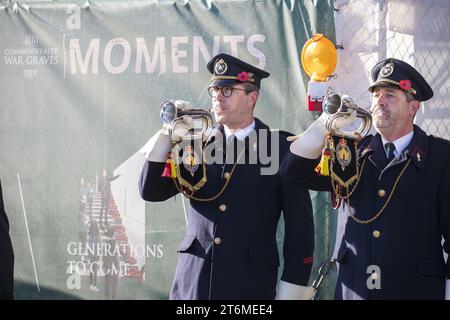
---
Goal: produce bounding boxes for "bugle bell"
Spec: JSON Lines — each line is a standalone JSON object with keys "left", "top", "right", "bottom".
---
{"left": 160, "top": 100, "right": 213, "bottom": 142}
{"left": 323, "top": 92, "right": 372, "bottom": 139}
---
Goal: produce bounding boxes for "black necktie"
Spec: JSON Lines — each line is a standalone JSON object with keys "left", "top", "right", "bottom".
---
{"left": 385, "top": 142, "right": 396, "bottom": 163}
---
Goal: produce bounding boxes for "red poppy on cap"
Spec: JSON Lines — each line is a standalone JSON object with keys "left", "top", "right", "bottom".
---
{"left": 237, "top": 71, "right": 249, "bottom": 82}
{"left": 399, "top": 79, "right": 411, "bottom": 91}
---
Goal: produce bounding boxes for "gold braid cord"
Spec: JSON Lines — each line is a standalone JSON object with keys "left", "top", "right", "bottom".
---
{"left": 346, "top": 159, "right": 411, "bottom": 224}
{"left": 172, "top": 146, "right": 246, "bottom": 202}
{"left": 328, "top": 130, "right": 412, "bottom": 224}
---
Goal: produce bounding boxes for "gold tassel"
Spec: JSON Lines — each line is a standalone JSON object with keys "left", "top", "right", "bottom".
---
{"left": 169, "top": 158, "right": 177, "bottom": 178}
{"left": 315, "top": 148, "right": 331, "bottom": 176}
{"left": 315, "top": 133, "right": 333, "bottom": 176}
{"left": 161, "top": 154, "right": 177, "bottom": 178}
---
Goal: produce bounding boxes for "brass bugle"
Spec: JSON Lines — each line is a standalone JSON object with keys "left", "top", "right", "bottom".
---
{"left": 159, "top": 100, "right": 213, "bottom": 142}
{"left": 160, "top": 100, "right": 212, "bottom": 124}
{"left": 323, "top": 92, "right": 372, "bottom": 138}
{"left": 287, "top": 92, "right": 372, "bottom": 142}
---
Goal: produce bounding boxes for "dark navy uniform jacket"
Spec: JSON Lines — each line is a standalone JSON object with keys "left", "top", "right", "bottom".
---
{"left": 0, "top": 181, "right": 14, "bottom": 299}
{"left": 139, "top": 118, "right": 314, "bottom": 300}
{"left": 281, "top": 125, "right": 450, "bottom": 299}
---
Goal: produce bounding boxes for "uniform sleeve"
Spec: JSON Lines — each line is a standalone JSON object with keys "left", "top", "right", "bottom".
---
{"left": 139, "top": 161, "right": 179, "bottom": 202}
{"left": 277, "top": 136, "right": 317, "bottom": 286}
{"left": 277, "top": 135, "right": 331, "bottom": 285}
{"left": 279, "top": 171, "right": 315, "bottom": 286}
{"left": 438, "top": 152, "right": 450, "bottom": 279}
{"left": 279, "top": 151, "right": 332, "bottom": 192}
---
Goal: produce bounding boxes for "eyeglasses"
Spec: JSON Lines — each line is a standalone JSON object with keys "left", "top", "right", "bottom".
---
{"left": 208, "top": 86, "right": 249, "bottom": 98}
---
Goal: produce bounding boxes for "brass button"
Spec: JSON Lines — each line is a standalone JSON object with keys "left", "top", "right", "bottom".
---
{"left": 378, "top": 189, "right": 386, "bottom": 197}
{"left": 224, "top": 172, "right": 231, "bottom": 180}
{"left": 219, "top": 204, "right": 227, "bottom": 212}
{"left": 214, "top": 237, "right": 222, "bottom": 245}
{"left": 373, "top": 230, "right": 381, "bottom": 238}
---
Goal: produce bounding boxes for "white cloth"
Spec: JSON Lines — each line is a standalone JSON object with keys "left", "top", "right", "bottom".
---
{"left": 275, "top": 280, "right": 315, "bottom": 300}
{"left": 290, "top": 114, "right": 327, "bottom": 159}
{"left": 290, "top": 109, "right": 357, "bottom": 159}
{"left": 139, "top": 130, "right": 171, "bottom": 162}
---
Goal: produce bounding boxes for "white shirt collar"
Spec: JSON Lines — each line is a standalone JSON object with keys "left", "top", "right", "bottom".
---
{"left": 223, "top": 120, "right": 256, "bottom": 141}
{"left": 381, "top": 131, "right": 414, "bottom": 157}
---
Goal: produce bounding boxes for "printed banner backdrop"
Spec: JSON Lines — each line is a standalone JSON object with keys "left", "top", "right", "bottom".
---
{"left": 0, "top": 0, "right": 335, "bottom": 299}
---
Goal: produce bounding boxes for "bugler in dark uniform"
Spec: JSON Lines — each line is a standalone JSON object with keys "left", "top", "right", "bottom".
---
{"left": 281, "top": 58, "right": 450, "bottom": 299}
{"left": 139, "top": 54, "right": 314, "bottom": 299}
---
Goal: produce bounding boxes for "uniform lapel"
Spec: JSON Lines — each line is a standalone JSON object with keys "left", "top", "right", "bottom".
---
{"left": 362, "top": 134, "right": 386, "bottom": 170}
{"left": 360, "top": 126, "right": 428, "bottom": 172}
{"left": 404, "top": 125, "right": 428, "bottom": 170}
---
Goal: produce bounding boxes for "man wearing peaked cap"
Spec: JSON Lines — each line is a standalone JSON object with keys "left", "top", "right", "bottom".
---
{"left": 368, "top": 58, "right": 433, "bottom": 102}
{"left": 207, "top": 53, "right": 270, "bottom": 89}
{"left": 281, "top": 57, "right": 450, "bottom": 299}
{"left": 138, "top": 53, "right": 315, "bottom": 300}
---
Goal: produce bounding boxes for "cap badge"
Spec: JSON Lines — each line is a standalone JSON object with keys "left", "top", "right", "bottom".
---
{"left": 380, "top": 61, "right": 394, "bottom": 78}
{"left": 214, "top": 59, "right": 228, "bottom": 75}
